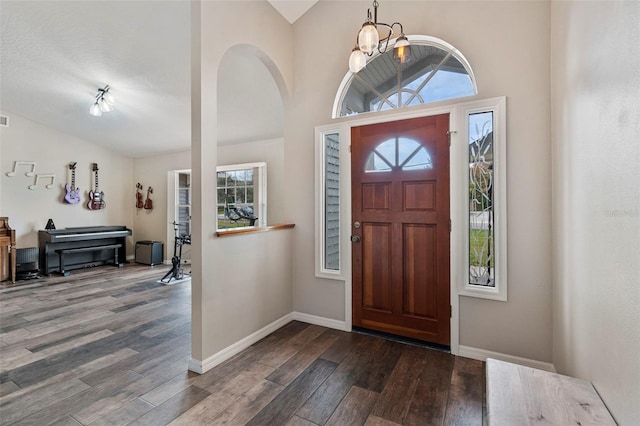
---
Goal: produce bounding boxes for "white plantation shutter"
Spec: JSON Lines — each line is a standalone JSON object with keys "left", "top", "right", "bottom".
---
{"left": 324, "top": 134, "right": 340, "bottom": 271}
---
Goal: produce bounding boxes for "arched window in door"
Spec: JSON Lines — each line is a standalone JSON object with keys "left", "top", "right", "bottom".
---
{"left": 333, "top": 35, "right": 477, "bottom": 118}
{"left": 365, "top": 137, "right": 433, "bottom": 172}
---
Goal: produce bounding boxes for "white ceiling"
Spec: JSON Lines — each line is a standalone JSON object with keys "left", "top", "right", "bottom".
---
{"left": 0, "top": 0, "right": 316, "bottom": 158}
{"left": 267, "top": 0, "right": 318, "bottom": 24}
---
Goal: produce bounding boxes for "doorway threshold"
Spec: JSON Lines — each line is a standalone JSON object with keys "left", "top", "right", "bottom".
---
{"left": 352, "top": 326, "right": 451, "bottom": 353}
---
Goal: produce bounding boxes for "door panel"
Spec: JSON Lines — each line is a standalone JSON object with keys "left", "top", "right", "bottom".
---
{"left": 403, "top": 181, "right": 436, "bottom": 211}
{"left": 403, "top": 224, "right": 436, "bottom": 318}
{"left": 352, "top": 114, "right": 450, "bottom": 345}
{"left": 362, "top": 183, "right": 391, "bottom": 210}
{"left": 362, "top": 223, "right": 392, "bottom": 312}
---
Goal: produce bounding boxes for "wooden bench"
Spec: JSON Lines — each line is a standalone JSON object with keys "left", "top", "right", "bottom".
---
{"left": 486, "top": 358, "right": 616, "bottom": 425}
{"left": 55, "top": 243, "right": 123, "bottom": 276}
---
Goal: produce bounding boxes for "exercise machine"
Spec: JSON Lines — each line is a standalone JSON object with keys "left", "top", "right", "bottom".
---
{"left": 161, "top": 221, "right": 191, "bottom": 284}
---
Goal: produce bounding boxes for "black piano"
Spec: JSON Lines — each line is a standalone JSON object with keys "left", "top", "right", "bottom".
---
{"left": 39, "top": 226, "right": 132, "bottom": 276}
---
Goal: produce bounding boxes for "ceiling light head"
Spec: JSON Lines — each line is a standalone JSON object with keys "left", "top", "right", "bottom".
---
{"left": 393, "top": 35, "right": 411, "bottom": 64}
{"left": 90, "top": 85, "right": 115, "bottom": 117}
{"left": 349, "top": 47, "right": 367, "bottom": 73}
{"left": 102, "top": 90, "right": 115, "bottom": 105}
{"left": 89, "top": 102, "right": 102, "bottom": 117}
{"left": 99, "top": 98, "right": 113, "bottom": 113}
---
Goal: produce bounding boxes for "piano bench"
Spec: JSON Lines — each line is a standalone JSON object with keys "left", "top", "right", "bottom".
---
{"left": 55, "top": 243, "right": 124, "bottom": 276}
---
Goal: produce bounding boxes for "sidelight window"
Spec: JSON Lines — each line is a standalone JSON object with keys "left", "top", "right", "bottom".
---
{"left": 459, "top": 97, "right": 507, "bottom": 301}
{"left": 315, "top": 128, "right": 344, "bottom": 279}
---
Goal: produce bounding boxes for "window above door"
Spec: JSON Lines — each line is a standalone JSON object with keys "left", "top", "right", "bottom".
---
{"left": 334, "top": 36, "right": 477, "bottom": 118}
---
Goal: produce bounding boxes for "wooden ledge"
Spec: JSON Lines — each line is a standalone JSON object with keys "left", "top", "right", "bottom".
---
{"left": 215, "top": 223, "right": 295, "bottom": 238}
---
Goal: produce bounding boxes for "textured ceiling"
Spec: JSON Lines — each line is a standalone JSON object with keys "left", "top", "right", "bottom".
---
{"left": 0, "top": 1, "right": 191, "bottom": 158}
{"left": 0, "top": 1, "right": 303, "bottom": 158}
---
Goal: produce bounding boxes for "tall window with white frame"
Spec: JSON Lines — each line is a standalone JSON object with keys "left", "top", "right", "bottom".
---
{"left": 460, "top": 97, "right": 506, "bottom": 301}
{"left": 315, "top": 129, "right": 344, "bottom": 279}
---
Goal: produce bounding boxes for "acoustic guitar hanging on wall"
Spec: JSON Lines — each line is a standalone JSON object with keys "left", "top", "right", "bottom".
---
{"left": 64, "top": 162, "right": 80, "bottom": 204}
{"left": 144, "top": 186, "right": 153, "bottom": 210}
{"left": 87, "top": 163, "right": 106, "bottom": 210}
{"left": 136, "top": 183, "right": 144, "bottom": 209}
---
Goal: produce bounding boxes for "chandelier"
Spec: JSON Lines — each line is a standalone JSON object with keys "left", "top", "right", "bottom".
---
{"left": 89, "top": 85, "right": 115, "bottom": 117}
{"left": 348, "top": 0, "right": 411, "bottom": 73}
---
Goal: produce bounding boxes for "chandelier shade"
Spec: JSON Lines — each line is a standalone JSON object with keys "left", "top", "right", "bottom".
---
{"left": 348, "top": 1, "right": 410, "bottom": 73}
{"left": 393, "top": 35, "right": 411, "bottom": 63}
{"left": 349, "top": 48, "right": 367, "bottom": 73}
{"left": 358, "top": 23, "right": 379, "bottom": 54}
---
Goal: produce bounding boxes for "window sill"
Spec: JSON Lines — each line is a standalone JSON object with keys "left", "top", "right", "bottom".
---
{"left": 459, "top": 285, "right": 507, "bottom": 302}
{"left": 215, "top": 223, "right": 295, "bottom": 238}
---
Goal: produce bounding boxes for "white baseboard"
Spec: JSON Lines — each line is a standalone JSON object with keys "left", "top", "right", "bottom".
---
{"left": 188, "top": 313, "right": 554, "bottom": 376}
{"left": 459, "top": 345, "right": 556, "bottom": 372}
{"left": 188, "top": 312, "right": 294, "bottom": 374}
{"left": 188, "top": 311, "right": 349, "bottom": 374}
{"left": 292, "top": 311, "right": 349, "bottom": 331}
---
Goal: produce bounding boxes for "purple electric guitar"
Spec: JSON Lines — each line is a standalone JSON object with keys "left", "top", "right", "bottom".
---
{"left": 64, "top": 162, "right": 80, "bottom": 204}
{"left": 87, "top": 163, "right": 106, "bottom": 210}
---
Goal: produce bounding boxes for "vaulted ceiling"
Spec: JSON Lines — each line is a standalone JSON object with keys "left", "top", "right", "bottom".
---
{"left": 0, "top": 1, "right": 317, "bottom": 158}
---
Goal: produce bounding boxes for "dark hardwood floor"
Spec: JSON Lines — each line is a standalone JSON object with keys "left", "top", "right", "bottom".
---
{"left": 0, "top": 264, "right": 485, "bottom": 425}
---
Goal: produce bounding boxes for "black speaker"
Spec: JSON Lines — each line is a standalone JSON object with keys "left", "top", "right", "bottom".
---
{"left": 16, "top": 247, "right": 39, "bottom": 280}
{"left": 135, "top": 241, "right": 163, "bottom": 266}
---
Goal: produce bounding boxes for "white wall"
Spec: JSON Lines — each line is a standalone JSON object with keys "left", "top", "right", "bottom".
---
{"left": 0, "top": 112, "right": 134, "bottom": 254}
{"left": 133, "top": 150, "right": 191, "bottom": 261}
{"left": 191, "top": 0, "right": 294, "bottom": 363}
{"left": 551, "top": 2, "right": 640, "bottom": 424}
{"left": 289, "top": 1, "right": 553, "bottom": 362}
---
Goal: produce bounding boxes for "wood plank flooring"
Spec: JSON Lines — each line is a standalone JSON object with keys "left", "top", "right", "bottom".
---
{"left": 0, "top": 264, "right": 485, "bottom": 425}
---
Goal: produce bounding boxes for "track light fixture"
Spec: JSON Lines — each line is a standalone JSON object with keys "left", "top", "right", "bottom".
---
{"left": 348, "top": 0, "right": 411, "bottom": 73}
{"left": 89, "top": 85, "right": 115, "bottom": 117}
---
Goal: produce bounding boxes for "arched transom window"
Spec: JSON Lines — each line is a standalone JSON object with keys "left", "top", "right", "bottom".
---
{"left": 333, "top": 36, "right": 477, "bottom": 118}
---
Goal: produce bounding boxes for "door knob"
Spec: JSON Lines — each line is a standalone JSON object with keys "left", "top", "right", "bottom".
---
{"left": 351, "top": 235, "right": 361, "bottom": 243}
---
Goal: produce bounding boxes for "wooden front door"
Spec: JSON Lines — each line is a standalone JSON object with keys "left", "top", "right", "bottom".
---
{"left": 351, "top": 114, "right": 450, "bottom": 345}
